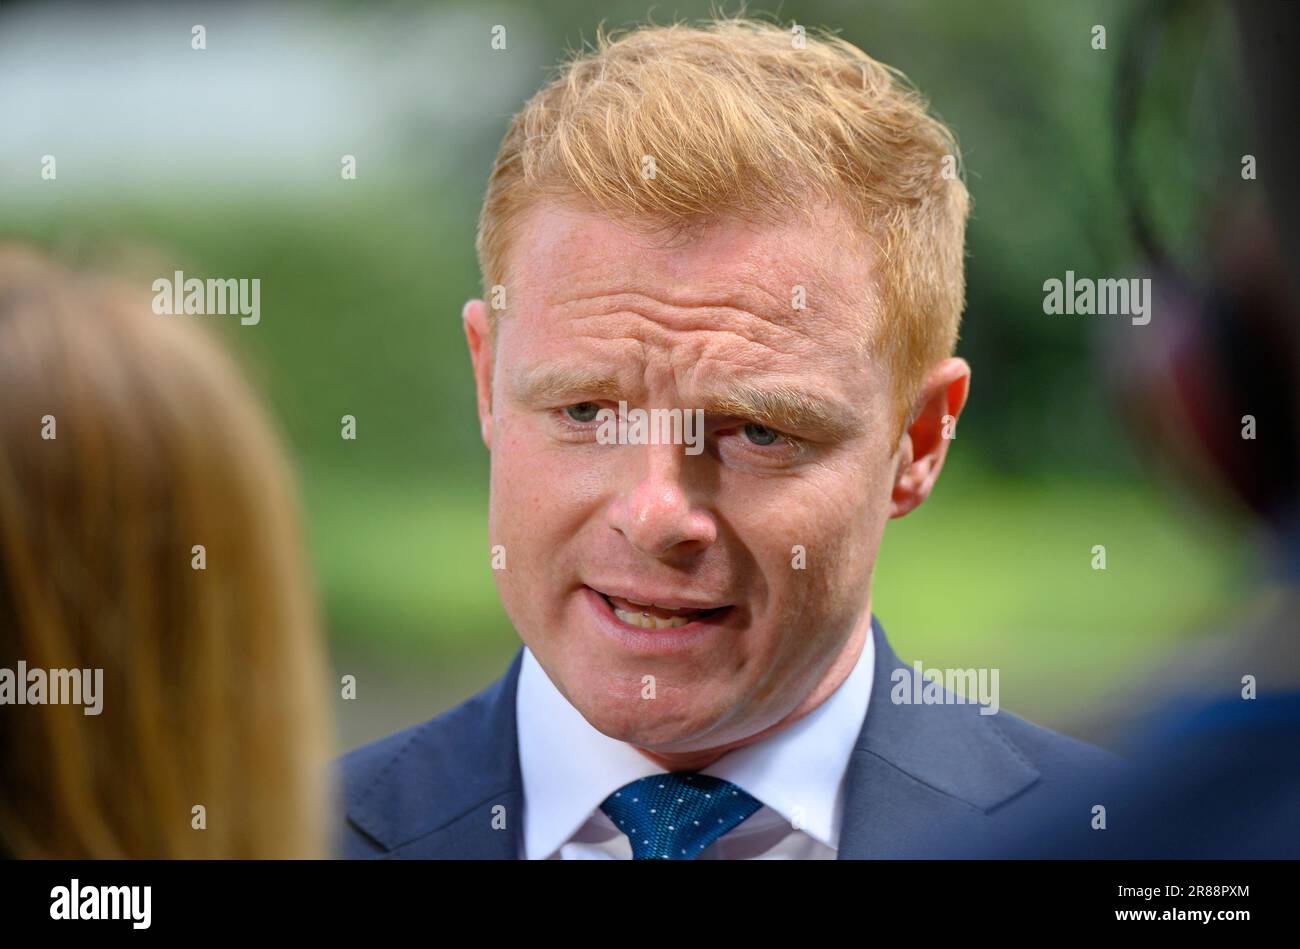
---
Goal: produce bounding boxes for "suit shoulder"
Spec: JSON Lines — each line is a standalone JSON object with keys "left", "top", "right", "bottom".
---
{"left": 336, "top": 717, "right": 432, "bottom": 803}
{"left": 336, "top": 678, "right": 506, "bottom": 802}
{"left": 333, "top": 653, "right": 524, "bottom": 857}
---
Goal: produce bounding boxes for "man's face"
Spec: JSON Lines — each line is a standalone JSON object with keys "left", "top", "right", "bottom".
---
{"left": 470, "top": 200, "right": 913, "bottom": 754}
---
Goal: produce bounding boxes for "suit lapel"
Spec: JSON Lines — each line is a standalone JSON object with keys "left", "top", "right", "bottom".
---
{"left": 837, "top": 617, "right": 1041, "bottom": 858}
{"left": 345, "top": 647, "right": 526, "bottom": 859}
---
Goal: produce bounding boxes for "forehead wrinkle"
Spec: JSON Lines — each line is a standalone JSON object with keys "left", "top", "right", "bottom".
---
{"left": 513, "top": 200, "right": 875, "bottom": 346}
{"left": 537, "top": 248, "right": 866, "bottom": 354}
{"left": 546, "top": 277, "right": 821, "bottom": 331}
{"left": 529, "top": 217, "right": 812, "bottom": 311}
{"left": 544, "top": 292, "right": 815, "bottom": 362}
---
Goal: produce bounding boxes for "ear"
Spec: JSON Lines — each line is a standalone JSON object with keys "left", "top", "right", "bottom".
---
{"left": 463, "top": 299, "right": 494, "bottom": 449}
{"left": 889, "top": 357, "right": 971, "bottom": 519}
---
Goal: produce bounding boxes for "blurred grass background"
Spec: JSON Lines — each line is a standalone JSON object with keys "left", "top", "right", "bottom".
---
{"left": 0, "top": 0, "right": 1257, "bottom": 748}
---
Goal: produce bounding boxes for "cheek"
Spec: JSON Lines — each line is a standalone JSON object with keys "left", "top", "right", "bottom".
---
{"left": 487, "top": 418, "right": 557, "bottom": 609}
{"left": 487, "top": 413, "right": 607, "bottom": 602}
{"left": 729, "top": 459, "right": 889, "bottom": 618}
{"left": 489, "top": 410, "right": 570, "bottom": 524}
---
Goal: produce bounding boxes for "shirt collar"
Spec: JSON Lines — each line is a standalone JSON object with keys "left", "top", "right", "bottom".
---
{"left": 516, "top": 625, "right": 875, "bottom": 860}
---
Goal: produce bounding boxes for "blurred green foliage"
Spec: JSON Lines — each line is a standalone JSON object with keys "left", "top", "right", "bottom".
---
{"left": 3, "top": 0, "right": 1258, "bottom": 739}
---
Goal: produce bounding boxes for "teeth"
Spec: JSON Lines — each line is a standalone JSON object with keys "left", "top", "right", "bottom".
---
{"left": 613, "top": 607, "right": 692, "bottom": 629}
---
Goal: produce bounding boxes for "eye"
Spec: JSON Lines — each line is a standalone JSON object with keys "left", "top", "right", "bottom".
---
{"left": 564, "top": 402, "right": 602, "bottom": 423}
{"left": 743, "top": 422, "right": 779, "bottom": 446}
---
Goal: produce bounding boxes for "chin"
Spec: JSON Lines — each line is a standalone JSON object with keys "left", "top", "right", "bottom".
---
{"left": 572, "top": 685, "right": 731, "bottom": 748}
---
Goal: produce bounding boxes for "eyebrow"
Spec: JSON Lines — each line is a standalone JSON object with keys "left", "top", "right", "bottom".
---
{"left": 510, "top": 365, "right": 625, "bottom": 405}
{"left": 511, "top": 365, "right": 858, "bottom": 440}
{"left": 704, "top": 382, "right": 857, "bottom": 440}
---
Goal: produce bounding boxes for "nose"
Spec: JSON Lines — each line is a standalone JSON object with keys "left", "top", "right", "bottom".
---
{"left": 607, "top": 442, "right": 717, "bottom": 560}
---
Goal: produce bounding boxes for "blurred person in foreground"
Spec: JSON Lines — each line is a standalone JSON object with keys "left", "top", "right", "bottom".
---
{"left": 0, "top": 245, "right": 331, "bottom": 858}
{"left": 337, "top": 17, "right": 1119, "bottom": 861}
{"left": 923, "top": 0, "right": 1300, "bottom": 859}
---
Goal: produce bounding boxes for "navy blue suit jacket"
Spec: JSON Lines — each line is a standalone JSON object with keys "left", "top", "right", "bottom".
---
{"left": 336, "top": 616, "right": 1121, "bottom": 858}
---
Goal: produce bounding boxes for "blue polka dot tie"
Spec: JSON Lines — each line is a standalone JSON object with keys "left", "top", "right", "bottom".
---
{"left": 600, "top": 772, "right": 763, "bottom": 859}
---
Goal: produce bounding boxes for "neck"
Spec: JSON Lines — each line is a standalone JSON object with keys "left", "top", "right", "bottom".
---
{"left": 632, "top": 605, "right": 873, "bottom": 772}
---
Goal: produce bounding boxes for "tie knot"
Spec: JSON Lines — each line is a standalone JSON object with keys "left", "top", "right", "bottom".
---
{"left": 599, "top": 772, "right": 762, "bottom": 859}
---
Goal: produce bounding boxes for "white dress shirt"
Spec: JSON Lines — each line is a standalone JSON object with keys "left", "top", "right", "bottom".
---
{"left": 515, "top": 629, "right": 875, "bottom": 859}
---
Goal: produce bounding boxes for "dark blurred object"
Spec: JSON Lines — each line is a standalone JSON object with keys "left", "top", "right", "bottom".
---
{"left": 1112, "top": 0, "right": 1300, "bottom": 554}
{"left": 933, "top": 0, "right": 1300, "bottom": 859}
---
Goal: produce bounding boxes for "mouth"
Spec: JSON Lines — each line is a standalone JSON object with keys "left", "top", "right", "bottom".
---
{"left": 585, "top": 585, "right": 732, "bottom": 630}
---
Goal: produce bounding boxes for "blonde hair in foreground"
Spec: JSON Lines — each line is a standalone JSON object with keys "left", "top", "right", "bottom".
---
{"left": 0, "top": 245, "right": 330, "bottom": 858}
{"left": 477, "top": 16, "right": 971, "bottom": 431}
